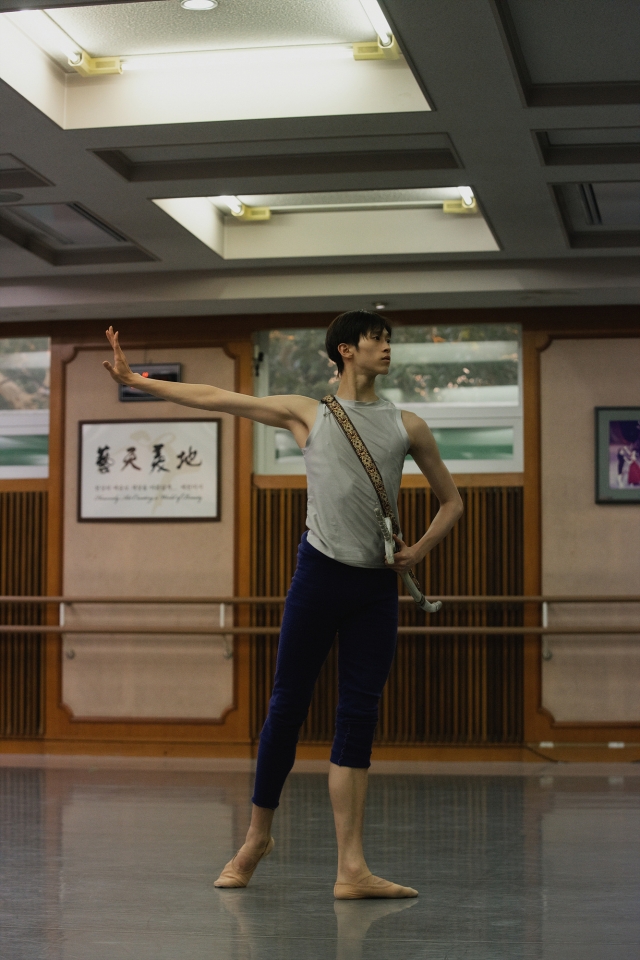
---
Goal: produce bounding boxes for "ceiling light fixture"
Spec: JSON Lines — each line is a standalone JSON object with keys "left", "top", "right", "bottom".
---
{"left": 359, "top": 0, "right": 393, "bottom": 47}
{"left": 6, "top": 10, "right": 121, "bottom": 75}
{"left": 374, "top": 302, "right": 388, "bottom": 311}
{"left": 180, "top": 0, "right": 218, "bottom": 9}
{"left": 443, "top": 187, "right": 478, "bottom": 214}
{"left": 71, "top": 52, "right": 122, "bottom": 76}
{"left": 210, "top": 196, "right": 271, "bottom": 221}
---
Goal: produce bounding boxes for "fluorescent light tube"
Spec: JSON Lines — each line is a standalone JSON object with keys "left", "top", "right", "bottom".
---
{"left": 359, "top": 0, "right": 393, "bottom": 47}
{"left": 213, "top": 196, "right": 245, "bottom": 216}
{"left": 457, "top": 186, "right": 475, "bottom": 207}
{"left": 7, "top": 10, "right": 81, "bottom": 63}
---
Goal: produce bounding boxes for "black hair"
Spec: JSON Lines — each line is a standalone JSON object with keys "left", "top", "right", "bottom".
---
{"left": 325, "top": 310, "right": 392, "bottom": 376}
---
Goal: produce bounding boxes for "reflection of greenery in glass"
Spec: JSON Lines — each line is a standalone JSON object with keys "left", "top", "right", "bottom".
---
{"left": 268, "top": 329, "right": 339, "bottom": 400}
{"left": 266, "top": 324, "right": 519, "bottom": 403}
{"left": 276, "top": 426, "right": 514, "bottom": 462}
{"left": 0, "top": 435, "right": 49, "bottom": 466}
{"left": 0, "top": 337, "right": 50, "bottom": 410}
{"left": 421, "top": 427, "right": 513, "bottom": 461}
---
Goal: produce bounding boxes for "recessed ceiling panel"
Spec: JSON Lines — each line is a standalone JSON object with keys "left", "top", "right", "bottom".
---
{"left": 505, "top": 0, "right": 639, "bottom": 85}
{"left": 0, "top": 155, "right": 52, "bottom": 189}
{"left": 536, "top": 129, "right": 640, "bottom": 166}
{"left": 592, "top": 183, "right": 640, "bottom": 228}
{"left": 495, "top": 0, "right": 640, "bottom": 105}
{"left": 0, "top": 202, "right": 156, "bottom": 264}
{"left": 116, "top": 133, "right": 452, "bottom": 164}
{"left": 47, "top": 0, "right": 375, "bottom": 59}
{"left": 13, "top": 202, "right": 126, "bottom": 245}
{"left": 0, "top": 1, "right": 428, "bottom": 129}
{"left": 547, "top": 129, "right": 640, "bottom": 147}
{"left": 554, "top": 181, "right": 640, "bottom": 248}
{"left": 95, "top": 137, "right": 457, "bottom": 183}
{"left": 154, "top": 188, "right": 497, "bottom": 260}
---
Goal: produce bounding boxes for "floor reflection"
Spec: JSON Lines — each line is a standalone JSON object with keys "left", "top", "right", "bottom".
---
{"left": 334, "top": 900, "right": 417, "bottom": 960}
{"left": 0, "top": 763, "right": 638, "bottom": 960}
{"left": 217, "top": 887, "right": 417, "bottom": 960}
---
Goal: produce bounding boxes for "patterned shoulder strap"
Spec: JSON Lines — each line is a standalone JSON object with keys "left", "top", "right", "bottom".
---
{"left": 321, "top": 395, "right": 440, "bottom": 611}
{"left": 320, "top": 395, "right": 400, "bottom": 537}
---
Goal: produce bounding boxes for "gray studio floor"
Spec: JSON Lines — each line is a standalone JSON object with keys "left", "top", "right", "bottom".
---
{"left": 1, "top": 757, "right": 639, "bottom": 960}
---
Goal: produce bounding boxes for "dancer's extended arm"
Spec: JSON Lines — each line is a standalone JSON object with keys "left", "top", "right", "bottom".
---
{"left": 103, "top": 327, "right": 317, "bottom": 438}
{"left": 387, "top": 412, "right": 463, "bottom": 574}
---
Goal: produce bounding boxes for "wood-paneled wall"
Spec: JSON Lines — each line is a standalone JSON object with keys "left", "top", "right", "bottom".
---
{"left": 0, "top": 492, "right": 47, "bottom": 738}
{"left": 250, "top": 485, "right": 524, "bottom": 745}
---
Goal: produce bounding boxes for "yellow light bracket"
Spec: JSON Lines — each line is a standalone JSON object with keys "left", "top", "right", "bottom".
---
{"left": 231, "top": 205, "right": 271, "bottom": 222}
{"left": 353, "top": 36, "right": 400, "bottom": 60}
{"left": 69, "top": 52, "right": 122, "bottom": 76}
{"left": 443, "top": 199, "right": 478, "bottom": 215}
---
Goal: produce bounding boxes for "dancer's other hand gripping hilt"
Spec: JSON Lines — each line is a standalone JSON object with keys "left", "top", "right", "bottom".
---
{"left": 374, "top": 508, "right": 442, "bottom": 614}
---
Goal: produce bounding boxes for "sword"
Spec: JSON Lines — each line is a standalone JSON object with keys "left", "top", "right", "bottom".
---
{"left": 374, "top": 507, "right": 442, "bottom": 613}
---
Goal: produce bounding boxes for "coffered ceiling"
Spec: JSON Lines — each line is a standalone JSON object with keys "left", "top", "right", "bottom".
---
{"left": 0, "top": 0, "right": 638, "bottom": 321}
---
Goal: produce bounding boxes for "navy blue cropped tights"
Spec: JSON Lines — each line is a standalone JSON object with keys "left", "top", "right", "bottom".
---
{"left": 252, "top": 533, "right": 399, "bottom": 810}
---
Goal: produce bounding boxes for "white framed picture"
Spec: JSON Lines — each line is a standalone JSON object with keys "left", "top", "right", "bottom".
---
{"left": 78, "top": 419, "right": 220, "bottom": 521}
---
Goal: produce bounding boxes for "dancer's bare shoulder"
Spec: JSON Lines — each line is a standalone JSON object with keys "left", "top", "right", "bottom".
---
{"left": 400, "top": 410, "right": 437, "bottom": 450}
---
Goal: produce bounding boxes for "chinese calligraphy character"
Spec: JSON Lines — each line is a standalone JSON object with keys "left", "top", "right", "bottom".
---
{"left": 122, "top": 447, "right": 141, "bottom": 471}
{"left": 96, "top": 446, "right": 114, "bottom": 474}
{"left": 151, "top": 443, "right": 169, "bottom": 473}
{"left": 176, "top": 446, "right": 202, "bottom": 469}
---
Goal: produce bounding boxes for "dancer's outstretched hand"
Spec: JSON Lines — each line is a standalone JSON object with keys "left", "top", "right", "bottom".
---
{"left": 103, "top": 326, "right": 134, "bottom": 384}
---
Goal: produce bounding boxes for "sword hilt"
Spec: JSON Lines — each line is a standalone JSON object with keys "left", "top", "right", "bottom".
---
{"left": 374, "top": 507, "right": 442, "bottom": 613}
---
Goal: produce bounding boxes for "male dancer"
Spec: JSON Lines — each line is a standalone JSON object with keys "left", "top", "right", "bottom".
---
{"left": 104, "top": 311, "right": 463, "bottom": 899}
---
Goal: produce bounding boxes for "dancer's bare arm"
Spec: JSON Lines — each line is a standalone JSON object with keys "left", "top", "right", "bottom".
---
{"left": 388, "top": 411, "right": 463, "bottom": 572}
{"left": 103, "top": 327, "right": 317, "bottom": 436}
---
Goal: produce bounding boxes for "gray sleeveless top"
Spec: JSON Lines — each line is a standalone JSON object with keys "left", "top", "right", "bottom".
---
{"left": 303, "top": 397, "right": 410, "bottom": 568}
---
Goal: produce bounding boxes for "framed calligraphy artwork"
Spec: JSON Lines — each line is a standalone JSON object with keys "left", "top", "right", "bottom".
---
{"left": 78, "top": 419, "right": 221, "bottom": 521}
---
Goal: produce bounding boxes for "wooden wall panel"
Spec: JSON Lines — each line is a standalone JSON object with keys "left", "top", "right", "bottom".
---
{"left": 250, "top": 486, "right": 523, "bottom": 745}
{"left": 0, "top": 492, "right": 47, "bottom": 738}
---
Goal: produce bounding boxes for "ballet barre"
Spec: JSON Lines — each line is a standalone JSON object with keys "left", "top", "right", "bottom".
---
{"left": 0, "top": 596, "right": 637, "bottom": 650}
{"left": 0, "top": 595, "right": 638, "bottom": 604}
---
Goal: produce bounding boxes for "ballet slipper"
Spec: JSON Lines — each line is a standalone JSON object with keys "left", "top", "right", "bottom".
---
{"left": 334, "top": 874, "right": 418, "bottom": 900}
{"left": 214, "top": 837, "right": 275, "bottom": 888}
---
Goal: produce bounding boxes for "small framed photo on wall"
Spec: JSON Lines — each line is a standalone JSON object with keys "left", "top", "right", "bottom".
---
{"left": 595, "top": 408, "right": 640, "bottom": 504}
{"left": 78, "top": 419, "right": 221, "bottom": 521}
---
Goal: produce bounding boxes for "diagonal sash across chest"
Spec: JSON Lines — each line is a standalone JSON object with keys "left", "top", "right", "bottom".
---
{"left": 320, "top": 395, "right": 442, "bottom": 614}
{"left": 321, "top": 395, "right": 400, "bottom": 535}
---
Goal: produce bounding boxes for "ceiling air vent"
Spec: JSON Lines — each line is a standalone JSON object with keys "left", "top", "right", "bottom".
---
{"left": 578, "top": 184, "right": 602, "bottom": 225}
{"left": 0, "top": 155, "right": 51, "bottom": 190}
{"left": 0, "top": 202, "right": 155, "bottom": 266}
{"left": 10, "top": 203, "right": 128, "bottom": 246}
{"left": 553, "top": 181, "right": 640, "bottom": 248}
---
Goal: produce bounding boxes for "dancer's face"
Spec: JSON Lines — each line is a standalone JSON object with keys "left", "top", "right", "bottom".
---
{"left": 340, "top": 329, "right": 391, "bottom": 377}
